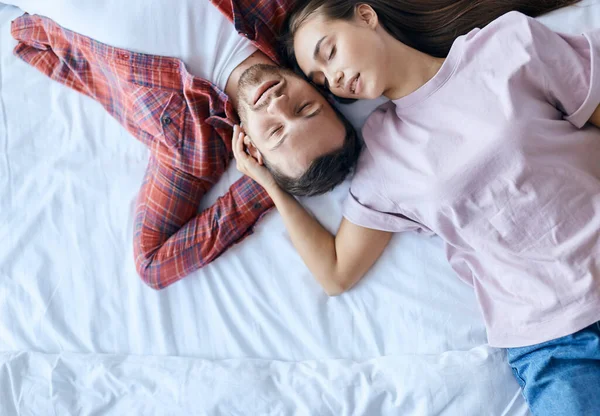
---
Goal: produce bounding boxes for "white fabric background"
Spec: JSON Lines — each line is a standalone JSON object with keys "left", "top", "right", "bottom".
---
{"left": 1, "top": 0, "right": 599, "bottom": 414}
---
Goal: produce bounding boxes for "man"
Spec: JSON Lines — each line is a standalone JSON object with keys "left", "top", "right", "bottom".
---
{"left": 11, "top": 0, "right": 360, "bottom": 289}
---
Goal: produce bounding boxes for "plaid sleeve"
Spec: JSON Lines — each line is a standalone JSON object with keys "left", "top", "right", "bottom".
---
{"left": 134, "top": 158, "right": 273, "bottom": 289}
{"left": 11, "top": 14, "right": 186, "bottom": 148}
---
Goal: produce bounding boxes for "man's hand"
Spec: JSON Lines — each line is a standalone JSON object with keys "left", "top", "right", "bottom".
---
{"left": 232, "top": 125, "right": 278, "bottom": 192}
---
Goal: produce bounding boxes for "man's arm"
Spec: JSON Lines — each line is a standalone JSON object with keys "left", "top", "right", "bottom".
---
{"left": 12, "top": 14, "right": 274, "bottom": 289}
{"left": 134, "top": 157, "right": 273, "bottom": 289}
{"left": 232, "top": 126, "right": 392, "bottom": 296}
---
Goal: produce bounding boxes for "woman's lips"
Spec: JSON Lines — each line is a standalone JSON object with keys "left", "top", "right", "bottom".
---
{"left": 347, "top": 73, "right": 360, "bottom": 95}
{"left": 253, "top": 80, "right": 280, "bottom": 106}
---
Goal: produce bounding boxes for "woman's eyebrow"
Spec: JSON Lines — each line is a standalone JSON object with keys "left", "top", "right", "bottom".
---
{"left": 313, "top": 36, "right": 326, "bottom": 60}
{"left": 307, "top": 36, "right": 327, "bottom": 81}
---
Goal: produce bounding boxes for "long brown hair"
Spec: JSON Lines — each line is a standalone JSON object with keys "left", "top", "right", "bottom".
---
{"left": 282, "top": 0, "right": 580, "bottom": 62}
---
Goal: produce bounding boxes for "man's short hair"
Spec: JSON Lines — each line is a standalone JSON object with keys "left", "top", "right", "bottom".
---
{"left": 264, "top": 107, "right": 362, "bottom": 197}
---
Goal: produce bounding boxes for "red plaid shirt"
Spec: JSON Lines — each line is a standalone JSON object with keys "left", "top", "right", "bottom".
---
{"left": 11, "top": 0, "right": 294, "bottom": 289}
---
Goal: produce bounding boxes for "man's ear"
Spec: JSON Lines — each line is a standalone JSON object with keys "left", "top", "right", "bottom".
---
{"left": 243, "top": 136, "right": 264, "bottom": 165}
{"left": 355, "top": 4, "right": 378, "bottom": 29}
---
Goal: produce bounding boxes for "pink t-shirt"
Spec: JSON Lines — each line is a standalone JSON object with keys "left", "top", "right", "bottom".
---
{"left": 343, "top": 12, "right": 600, "bottom": 348}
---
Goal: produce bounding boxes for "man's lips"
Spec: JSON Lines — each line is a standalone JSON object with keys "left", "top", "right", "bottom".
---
{"left": 253, "top": 80, "right": 280, "bottom": 106}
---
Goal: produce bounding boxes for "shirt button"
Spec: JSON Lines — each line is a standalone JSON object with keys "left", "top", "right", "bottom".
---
{"left": 253, "top": 203, "right": 262, "bottom": 210}
{"left": 162, "top": 115, "right": 172, "bottom": 126}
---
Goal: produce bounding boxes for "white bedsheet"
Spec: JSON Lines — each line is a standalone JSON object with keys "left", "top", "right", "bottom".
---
{"left": 1, "top": 1, "right": 599, "bottom": 414}
{"left": 1, "top": 348, "right": 523, "bottom": 416}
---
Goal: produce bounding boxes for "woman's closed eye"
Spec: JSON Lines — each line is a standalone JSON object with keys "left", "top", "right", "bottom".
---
{"left": 328, "top": 46, "right": 336, "bottom": 61}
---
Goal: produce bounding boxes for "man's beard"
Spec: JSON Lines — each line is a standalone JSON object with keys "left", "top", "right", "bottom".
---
{"left": 236, "top": 63, "right": 293, "bottom": 125}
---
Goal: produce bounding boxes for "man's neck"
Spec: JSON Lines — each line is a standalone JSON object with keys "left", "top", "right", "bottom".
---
{"left": 225, "top": 50, "right": 275, "bottom": 110}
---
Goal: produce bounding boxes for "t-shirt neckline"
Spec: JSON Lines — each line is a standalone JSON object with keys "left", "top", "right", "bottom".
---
{"left": 392, "top": 33, "right": 468, "bottom": 110}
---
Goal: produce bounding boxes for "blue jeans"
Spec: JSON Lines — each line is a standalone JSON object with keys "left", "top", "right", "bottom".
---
{"left": 506, "top": 321, "right": 600, "bottom": 416}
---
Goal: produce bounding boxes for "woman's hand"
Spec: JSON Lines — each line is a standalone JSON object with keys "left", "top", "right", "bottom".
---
{"left": 231, "top": 125, "right": 278, "bottom": 192}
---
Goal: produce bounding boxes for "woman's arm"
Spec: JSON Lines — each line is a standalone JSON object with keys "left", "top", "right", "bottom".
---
{"left": 269, "top": 187, "right": 392, "bottom": 295}
{"left": 232, "top": 126, "right": 392, "bottom": 296}
{"left": 588, "top": 104, "right": 600, "bottom": 127}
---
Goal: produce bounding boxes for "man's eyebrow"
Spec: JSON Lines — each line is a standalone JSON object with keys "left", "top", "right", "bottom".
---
{"left": 307, "top": 105, "right": 322, "bottom": 119}
{"left": 307, "top": 36, "right": 326, "bottom": 82}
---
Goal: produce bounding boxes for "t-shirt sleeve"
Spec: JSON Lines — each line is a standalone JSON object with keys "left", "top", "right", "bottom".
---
{"left": 341, "top": 150, "right": 432, "bottom": 234}
{"left": 342, "top": 191, "right": 430, "bottom": 234}
{"left": 523, "top": 13, "right": 600, "bottom": 127}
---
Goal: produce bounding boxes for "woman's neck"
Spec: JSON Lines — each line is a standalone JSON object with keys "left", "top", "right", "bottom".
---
{"left": 382, "top": 34, "right": 445, "bottom": 100}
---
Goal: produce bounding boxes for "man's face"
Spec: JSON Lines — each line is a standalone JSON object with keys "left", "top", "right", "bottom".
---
{"left": 236, "top": 64, "right": 346, "bottom": 178}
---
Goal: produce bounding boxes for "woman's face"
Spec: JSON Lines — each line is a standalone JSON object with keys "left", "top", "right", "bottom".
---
{"left": 293, "top": 5, "right": 389, "bottom": 100}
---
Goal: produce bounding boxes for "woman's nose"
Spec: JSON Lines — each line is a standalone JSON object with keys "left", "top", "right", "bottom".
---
{"left": 334, "top": 71, "right": 344, "bottom": 86}
{"left": 327, "top": 70, "right": 343, "bottom": 89}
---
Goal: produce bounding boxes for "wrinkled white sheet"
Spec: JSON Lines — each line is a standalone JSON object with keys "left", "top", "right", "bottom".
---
{"left": 1, "top": 348, "right": 525, "bottom": 416}
{"left": 1, "top": 1, "right": 599, "bottom": 414}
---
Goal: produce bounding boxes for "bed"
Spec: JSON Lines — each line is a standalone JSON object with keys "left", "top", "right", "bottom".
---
{"left": 1, "top": 1, "right": 598, "bottom": 414}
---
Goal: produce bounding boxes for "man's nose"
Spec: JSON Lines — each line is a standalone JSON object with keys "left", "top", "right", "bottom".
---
{"left": 267, "top": 93, "right": 291, "bottom": 118}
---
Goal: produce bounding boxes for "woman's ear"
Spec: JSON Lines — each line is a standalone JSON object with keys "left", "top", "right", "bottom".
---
{"left": 355, "top": 4, "right": 378, "bottom": 29}
{"left": 243, "top": 136, "right": 264, "bottom": 165}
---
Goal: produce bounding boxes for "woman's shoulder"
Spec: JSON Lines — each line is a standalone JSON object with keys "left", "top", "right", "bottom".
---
{"left": 490, "top": 10, "right": 533, "bottom": 26}
{"left": 459, "top": 11, "right": 550, "bottom": 68}
{"left": 473, "top": 11, "right": 542, "bottom": 45}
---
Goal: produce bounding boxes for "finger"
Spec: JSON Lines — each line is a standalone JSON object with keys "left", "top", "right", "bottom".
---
{"left": 233, "top": 131, "right": 248, "bottom": 161}
{"left": 233, "top": 126, "right": 245, "bottom": 153}
{"left": 232, "top": 129, "right": 242, "bottom": 159}
{"left": 231, "top": 127, "right": 238, "bottom": 152}
{"left": 242, "top": 135, "right": 256, "bottom": 160}
{"left": 236, "top": 131, "right": 245, "bottom": 154}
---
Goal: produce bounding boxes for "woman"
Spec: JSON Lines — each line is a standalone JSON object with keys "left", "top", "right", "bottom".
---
{"left": 233, "top": 1, "right": 600, "bottom": 414}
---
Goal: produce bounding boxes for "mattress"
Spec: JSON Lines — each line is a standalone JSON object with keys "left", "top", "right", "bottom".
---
{"left": 1, "top": 1, "right": 599, "bottom": 414}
